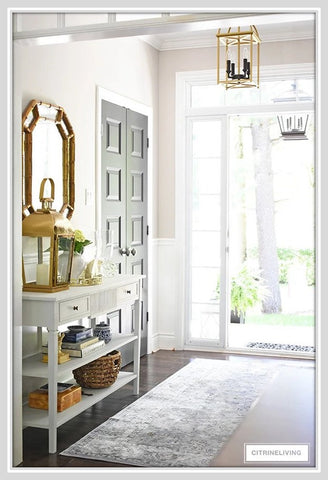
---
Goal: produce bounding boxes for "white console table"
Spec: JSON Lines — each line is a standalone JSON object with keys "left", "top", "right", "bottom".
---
{"left": 22, "top": 274, "right": 143, "bottom": 453}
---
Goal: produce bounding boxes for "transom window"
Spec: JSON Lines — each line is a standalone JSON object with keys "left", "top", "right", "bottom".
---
{"left": 191, "top": 78, "right": 314, "bottom": 108}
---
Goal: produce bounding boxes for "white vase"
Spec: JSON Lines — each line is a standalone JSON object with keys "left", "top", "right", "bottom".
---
{"left": 71, "top": 253, "right": 86, "bottom": 281}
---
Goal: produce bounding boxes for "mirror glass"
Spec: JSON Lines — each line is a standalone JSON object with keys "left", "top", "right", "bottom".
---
{"left": 22, "top": 100, "right": 75, "bottom": 217}
{"left": 31, "top": 119, "right": 63, "bottom": 211}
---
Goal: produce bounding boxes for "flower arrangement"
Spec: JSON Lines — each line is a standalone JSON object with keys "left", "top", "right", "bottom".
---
{"left": 59, "top": 229, "right": 92, "bottom": 255}
{"left": 73, "top": 230, "right": 92, "bottom": 255}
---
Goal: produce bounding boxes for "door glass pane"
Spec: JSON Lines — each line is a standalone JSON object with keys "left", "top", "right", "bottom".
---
{"left": 228, "top": 113, "right": 315, "bottom": 352}
{"left": 188, "top": 119, "right": 222, "bottom": 342}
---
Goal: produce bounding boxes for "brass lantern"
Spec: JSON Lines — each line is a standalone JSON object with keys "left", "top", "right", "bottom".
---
{"left": 216, "top": 25, "right": 261, "bottom": 89}
{"left": 22, "top": 178, "right": 75, "bottom": 293}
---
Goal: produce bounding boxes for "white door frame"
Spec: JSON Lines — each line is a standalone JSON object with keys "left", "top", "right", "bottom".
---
{"left": 176, "top": 65, "right": 315, "bottom": 352}
{"left": 96, "top": 86, "right": 153, "bottom": 355}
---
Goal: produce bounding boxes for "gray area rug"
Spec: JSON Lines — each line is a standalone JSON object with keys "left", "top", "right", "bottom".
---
{"left": 61, "top": 358, "right": 278, "bottom": 467}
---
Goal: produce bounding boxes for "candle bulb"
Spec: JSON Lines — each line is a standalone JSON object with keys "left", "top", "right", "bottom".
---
{"left": 36, "top": 263, "right": 49, "bottom": 285}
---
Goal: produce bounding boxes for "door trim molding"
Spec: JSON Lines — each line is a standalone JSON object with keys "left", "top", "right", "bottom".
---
{"left": 96, "top": 86, "right": 153, "bottom": 355}
{"left": 175, "top": 65, "right": 315, "bottom": 351}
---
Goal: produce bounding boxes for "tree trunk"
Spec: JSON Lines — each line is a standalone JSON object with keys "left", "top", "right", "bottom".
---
{"left": 251, "top": 121, "right": 282, "bottom": 313}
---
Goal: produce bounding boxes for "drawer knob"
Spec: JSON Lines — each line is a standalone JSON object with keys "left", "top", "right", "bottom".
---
{"left": 126, "top": 290, "right": 131, "bottom": 294}
{"left": 73, "top": 305, "right": 79, "bottom": 311}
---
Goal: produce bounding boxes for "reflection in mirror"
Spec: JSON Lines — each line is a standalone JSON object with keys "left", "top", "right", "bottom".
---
{"left": 22, "top": 100, "right": 75, "bottom": 219}
{"left": 32, "top": 120, "right": 63, "bottom": 211}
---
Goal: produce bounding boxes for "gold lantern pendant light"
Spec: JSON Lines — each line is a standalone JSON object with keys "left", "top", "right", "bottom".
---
{"left": 216, "top": 25, "right": 261, "bottom": 89}
{"left": 22, "top": 178, "right": 75, "bottom": 293}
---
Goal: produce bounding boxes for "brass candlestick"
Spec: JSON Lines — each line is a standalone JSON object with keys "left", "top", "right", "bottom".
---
{"left": 42, "top": 332, "right": 70, "bottom": 364}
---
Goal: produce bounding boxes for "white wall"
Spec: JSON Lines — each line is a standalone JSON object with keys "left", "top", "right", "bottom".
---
{"left": 16, "top": 38, "right": 161, "bottom": 342}
{"left": 14, "top": 35, "right": 159, "bottom": 353}
{"left": 15, "top": 36, "right": 159, "bottom": 238}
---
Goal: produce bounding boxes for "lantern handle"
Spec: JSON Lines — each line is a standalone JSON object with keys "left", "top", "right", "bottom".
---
{"left": 22, "top": 204, "right": 35, "bottom": 219}
{"left": 39, "top": 177, "right": 55, "bottom": 210}
{"left": 59, "top": 203, "right": 74, "bottom": 220}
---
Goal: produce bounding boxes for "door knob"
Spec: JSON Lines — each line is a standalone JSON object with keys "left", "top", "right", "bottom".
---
{"left": 130, "top": 248, "right": 137, "bottom": 256}
{"left": 119, "top": 248, "right": 130, "bottom": 256}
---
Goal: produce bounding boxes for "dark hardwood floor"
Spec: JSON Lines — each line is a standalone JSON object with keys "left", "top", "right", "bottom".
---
{"left": 18, "top": 350, "right": 314, "bottom": 468}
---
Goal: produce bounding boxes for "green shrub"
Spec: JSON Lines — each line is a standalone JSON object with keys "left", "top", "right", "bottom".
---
{"left": 217, "top": 263, "right": 267, "bottom": 317}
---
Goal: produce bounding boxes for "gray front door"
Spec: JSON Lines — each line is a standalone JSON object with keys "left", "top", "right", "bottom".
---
{"left": 101, "top": 100, "right": 148, "bottom": 362}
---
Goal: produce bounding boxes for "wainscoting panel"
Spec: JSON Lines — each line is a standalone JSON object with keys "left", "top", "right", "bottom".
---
{"left": 151, "top": 238, "right": 179, "bottom": 351}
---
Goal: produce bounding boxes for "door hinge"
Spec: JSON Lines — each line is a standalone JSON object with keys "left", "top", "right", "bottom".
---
{"left": 101, "top": 123, "right": 104, "bottom": 136}
{"left": 147, "top": 137, "right": 149, "bottom": 149}
{"left": 146, "top": 225, "right": 149, "bottom": 236}
{"left": 146, "top": 312, "right": 149, "bottom": 323}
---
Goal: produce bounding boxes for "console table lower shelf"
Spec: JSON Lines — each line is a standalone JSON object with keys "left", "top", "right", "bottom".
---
{"left": 23, "top": 371, "right": 137, "bottom": 429}
{"left": 22, "top": 275, "right": 144, "bottom": 453}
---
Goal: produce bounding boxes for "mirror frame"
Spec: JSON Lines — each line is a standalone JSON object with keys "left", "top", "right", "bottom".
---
{"left": 22, "top": 99, "right": 75, "bottom": 219}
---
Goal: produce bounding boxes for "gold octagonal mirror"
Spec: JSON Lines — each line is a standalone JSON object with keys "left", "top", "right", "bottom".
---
{"left": 22, "top": 99, "right": 75, "bottom": 218}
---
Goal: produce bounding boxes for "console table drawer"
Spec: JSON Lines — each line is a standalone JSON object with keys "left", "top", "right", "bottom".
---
{"left": 117, "top": 283, "right": 138, "bottom": 302}
{"left": 59, "top": 296, "right": 90, "bottom": 322}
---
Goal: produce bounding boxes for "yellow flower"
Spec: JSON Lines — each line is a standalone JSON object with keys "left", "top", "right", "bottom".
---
{"left": 74, "top": 229, "right": 85, "bottom": 243}
{"left": 73, "top": 229, "right": 92, "bottom": 255}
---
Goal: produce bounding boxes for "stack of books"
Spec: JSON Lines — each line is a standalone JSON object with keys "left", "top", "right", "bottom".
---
{"left": 42, "top": 328, "right": 105, "bottom": 358}
{"left": 63, "top": 327, "right": 93, "bottom": 343}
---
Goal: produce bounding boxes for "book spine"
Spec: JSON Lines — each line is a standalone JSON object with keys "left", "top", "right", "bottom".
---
{"left": 71, "top": 340, "right": 105, "bottom": 357}
{"left": 63, "top": 330, "right": 92, "bottom": 342}
{"left": 61, "top": 338, "right": 99, "bottom": 350}
{"left": 42, "top": 341, "right": 105, "bottom": 357}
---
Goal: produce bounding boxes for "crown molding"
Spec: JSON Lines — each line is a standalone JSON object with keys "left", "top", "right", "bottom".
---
{"left": 13, "top": 12, "right": 315, "bottom": 48}
{"left": 142, "top": 26, "right": 315, "bottom": 51}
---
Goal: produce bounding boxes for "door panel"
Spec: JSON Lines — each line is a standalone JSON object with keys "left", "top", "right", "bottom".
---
{"left": 126, "top": 108, "right": 148, "bottom": 356}
{"left": 101, "top": 100, "right": 148, "bottom": 363}
{"left": 186, "top": 117, "right": 226, "bottom": 347}
{"left": 101, "top": 100, "right": 126, "bottom": 274}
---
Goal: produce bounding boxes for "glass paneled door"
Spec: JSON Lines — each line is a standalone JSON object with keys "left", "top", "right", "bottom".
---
{"left": 185, "top": 117, "right": 228, "bottom": 347}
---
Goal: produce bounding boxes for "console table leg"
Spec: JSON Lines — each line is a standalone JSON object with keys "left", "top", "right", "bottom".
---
{"left": 47, "top": 328, "right": 58, "bottom": 453}
{"left": 133, "top": 280, "right": 142, "bottom": 395}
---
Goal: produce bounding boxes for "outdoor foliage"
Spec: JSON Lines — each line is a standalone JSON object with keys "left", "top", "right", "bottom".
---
{"left": 217, "top": 263, "right": 268, "bottom": 317}
{"left": 248, "top": 247, "right": 315, "bottom": 286}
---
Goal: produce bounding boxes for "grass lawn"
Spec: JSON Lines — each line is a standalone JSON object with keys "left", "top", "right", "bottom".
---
{"left": 246, "top": 313, "right": 315, "bottom": 327}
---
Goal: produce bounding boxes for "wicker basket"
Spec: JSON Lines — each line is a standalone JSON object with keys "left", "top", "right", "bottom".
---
{"left": 73, "top": 350, "right": 122, "bottom": 389}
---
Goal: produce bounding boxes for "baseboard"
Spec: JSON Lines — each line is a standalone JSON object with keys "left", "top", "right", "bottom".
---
{"left": 151, "top": 333, "right": 160, "bottom": 352}
{"left": 151, "top": 333, "right": 177, "bottom": 351}
{"left": 150, "top": 238, "right": 180, "bottom": 353}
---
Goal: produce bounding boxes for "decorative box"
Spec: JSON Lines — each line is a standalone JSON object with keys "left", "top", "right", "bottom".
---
{"left": 28, "top": 385, "right": 82, "bottom": 412}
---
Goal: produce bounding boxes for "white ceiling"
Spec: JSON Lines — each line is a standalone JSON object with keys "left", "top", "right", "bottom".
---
{"left": 13, "top": 12, "right": 315, "bottom": 48}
